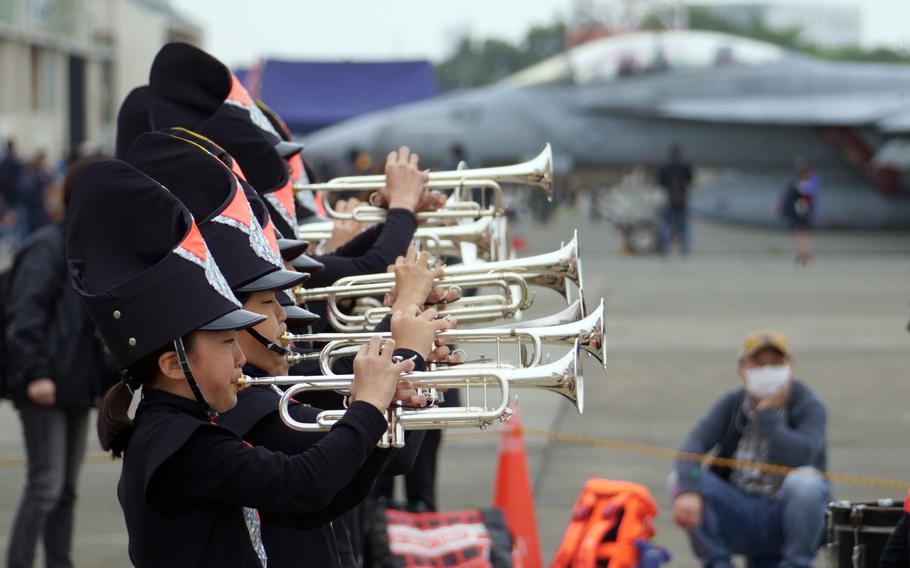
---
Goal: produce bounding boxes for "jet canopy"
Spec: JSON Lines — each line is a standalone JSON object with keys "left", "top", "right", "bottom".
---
{"left": 503, "top": 30, "right": 789, "bottom": 87}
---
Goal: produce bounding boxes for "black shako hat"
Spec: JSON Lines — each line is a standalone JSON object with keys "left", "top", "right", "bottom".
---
{"left": 148, "top": 42, "right": 302, "bottom": 239}
{"left": 148, "top": 43, "right": 303, "bottom": 159}
{"left": 276, "top": 289, "right": 320, "bottom": 330}
{"left": 160, "top": 127, "right": 324, "bottom": 275}
{"left": 66, "top": 160, "right": 265, "bottom": 369}
{"left": 115, "top": 86, "right": 152, "bottom": 160}
{"left": 150, "top": 129, "right": 322, "bottom": 330}
{"left": 124, "top": 132, "right": 309, "bottom": 293}
{"left": 254, "top": 98, "right": 320, "bottom": 220}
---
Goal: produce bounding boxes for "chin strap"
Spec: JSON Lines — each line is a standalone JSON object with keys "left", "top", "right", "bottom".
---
{"left": 245, "top": 327, "right": 290, "bottom": 356}
{"left": 174, "top": 337, "right": 217, "bottom": 420}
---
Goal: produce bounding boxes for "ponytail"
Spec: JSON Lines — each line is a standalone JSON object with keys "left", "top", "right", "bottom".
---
{"left": 97, "top": 382, "right": 134, "bottom": 458}
{"left": 95, "top": 334, "right": 199, "bottom": 457}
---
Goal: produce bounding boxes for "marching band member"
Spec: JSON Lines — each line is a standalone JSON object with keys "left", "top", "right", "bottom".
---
{"left": 123, "top": 131, "right": 455, "bottom": 567}
{"left": 69, "top": 159, "right": 414, "bottom": 567}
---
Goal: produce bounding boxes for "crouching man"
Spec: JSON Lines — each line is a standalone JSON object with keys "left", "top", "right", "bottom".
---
{"left": 668, "top": 330, "right": 830, "bottom": 568}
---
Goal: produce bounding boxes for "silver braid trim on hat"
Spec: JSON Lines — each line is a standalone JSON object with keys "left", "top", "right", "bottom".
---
{"left": 264, "top": 192, "right": 296, "bottom": 231}
{"left": 295, "top": 188, "right": 316, "bottom": 211}
{"left": 224, "top": 98, "right": 281, "bottom": 139}
{"left": 172, "top": 244, "right": 241, "bottom": 307}
{"left": 212, "top": 206, "right": 283, "bottom": 269}
{"left": 248, "top": 209, "right": 284, "bottom": 267}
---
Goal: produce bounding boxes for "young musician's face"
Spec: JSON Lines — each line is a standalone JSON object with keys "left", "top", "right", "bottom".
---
{"left": 187, "top": 330, "right": 246, "bottom": 412}
{"left": 238, "top": 290, "right": 289, "bottom": 376}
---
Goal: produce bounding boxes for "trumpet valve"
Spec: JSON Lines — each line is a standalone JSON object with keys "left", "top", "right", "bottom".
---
{"left": 500, "top": 396, "right": 520, "bottom": 422}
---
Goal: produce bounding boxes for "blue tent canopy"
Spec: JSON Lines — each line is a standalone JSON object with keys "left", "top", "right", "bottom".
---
{"left": 248, "top": 59, "right": 437, "bottom": 135}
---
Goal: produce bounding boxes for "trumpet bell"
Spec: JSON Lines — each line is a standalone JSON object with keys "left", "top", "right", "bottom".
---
{"left": 510, "top": 339, "right": 584, "bottom": 414}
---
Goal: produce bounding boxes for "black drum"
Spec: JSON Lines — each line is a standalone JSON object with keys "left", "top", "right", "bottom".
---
{"left": 825, "top": 499, "right": 903, "bottom": 568}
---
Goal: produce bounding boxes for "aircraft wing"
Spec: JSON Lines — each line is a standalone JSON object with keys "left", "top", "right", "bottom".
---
{"left": 581, "top": 92, "right": 910, "bottom": 129}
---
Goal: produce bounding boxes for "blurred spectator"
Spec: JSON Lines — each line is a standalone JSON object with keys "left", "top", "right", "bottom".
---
{"left": 657, "top": 144, "right": 693, "bottom": 256}
{"left": 348, "top": 147, "right": 374, "bottom": 176}
{"left": 778, "top": 159, "right": 819, "bottom": 266}
{"left": 668, "top": 331, "right": 829, "bottom": 568}
{"left": 5, "top": 153, "right": 119, "bottom": 568}
{"left": 880, "top": 319, "right": 910, "bottom": 566}
{"left": 0, "top": 140, "right": 24, "bottom": 247}
{"left": 445, "top": 143, "right": 467, "bottom": 170}
{"left": 15, "top": 150, "right": 52, "bottom": 240}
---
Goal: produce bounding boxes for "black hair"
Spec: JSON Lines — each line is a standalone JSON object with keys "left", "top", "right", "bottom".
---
{"left": 96, "top": 334, "right": 196, "bottom": 458}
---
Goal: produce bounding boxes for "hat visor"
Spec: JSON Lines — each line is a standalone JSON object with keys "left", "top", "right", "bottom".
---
{"left": 278, "top": 238, "right": 310, "bottom": 260}
{"left": 275, "top": 288, "right": 296, "bottom": 306}
{"left": 291, "top": 254, "right": 325, "bottom": 274}
{"left": 234, "top": 269, "right": 310, "bottom": 293}
{"left": 275, "top": 140, "right": 304, "bottom": 159}
{"left": 199, "top": 308, "right": 267, "bottom": 331}
{"left": 283, "top": 304, "right": 321, "bottom": 326}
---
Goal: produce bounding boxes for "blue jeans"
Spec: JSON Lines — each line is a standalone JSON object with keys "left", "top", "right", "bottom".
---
{"left": 7, "top": 403, "right": 89, "bottom": 568}
{"left": 659, "top": 207, "right": 689, "bottom": 255}
{"left": 668, "top": 468, "right": 831, "bottom": 568}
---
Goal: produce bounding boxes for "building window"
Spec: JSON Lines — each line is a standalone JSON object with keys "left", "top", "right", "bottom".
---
{"left": 100, "top": 60, "right": 114, "bottom": 123}
{"left": 30, "top": 45, "right": 58, "bottom": 112}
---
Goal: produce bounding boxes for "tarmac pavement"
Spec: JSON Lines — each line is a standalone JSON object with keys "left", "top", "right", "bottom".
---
{"left": 0, "top": 208, "right": 909, "bottom": 566}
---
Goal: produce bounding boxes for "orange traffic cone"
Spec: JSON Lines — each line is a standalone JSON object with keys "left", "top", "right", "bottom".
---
{"left": 493, "top": 409, "right": 542, "bottom": 568}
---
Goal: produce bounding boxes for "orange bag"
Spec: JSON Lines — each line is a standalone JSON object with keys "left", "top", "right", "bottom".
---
{"left": 550, "top": 479, "right": 659, "bottom": 568}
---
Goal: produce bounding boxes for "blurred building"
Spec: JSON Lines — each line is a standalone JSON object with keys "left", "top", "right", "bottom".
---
{"left": 692, "top": 3, "right": 861, "bottom": 49}
{"left": 0, "top": 0, "right": 201, "bottom": 161}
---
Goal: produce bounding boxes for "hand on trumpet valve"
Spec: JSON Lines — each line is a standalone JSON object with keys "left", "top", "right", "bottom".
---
{"left": 349, "top": 337, "right": 414, "bottom": 414}
{"left": 376, "top": 146, "right": 429, "bottom": 213}
{"left": 425, "top": 285, "right": 462, "bottom": 306}
{"left": 428, "top": 337, "right": 463, "bottom": 366}
{"left": 322, "top": 198, "right": 366, "bottom": 253}
{"left": 385, "top": 247, "right": 446, "bottom": 311}
{"left": 413, "top": 190, "right": 449, "bottom": 219}
{"left": 391, "top": 305, "right": 456, "bottom": 359}
{"left": 393, "top": 379, "right": 429, "bottom": 409}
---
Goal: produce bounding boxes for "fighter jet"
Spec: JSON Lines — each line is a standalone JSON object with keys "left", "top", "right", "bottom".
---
{"left": 302, "top": 29, "right": 910, "bottom": 229}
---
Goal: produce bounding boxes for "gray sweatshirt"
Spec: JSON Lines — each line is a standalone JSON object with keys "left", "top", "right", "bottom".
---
{"left": 674, "top": 380, "right": 827, "bottom": 495}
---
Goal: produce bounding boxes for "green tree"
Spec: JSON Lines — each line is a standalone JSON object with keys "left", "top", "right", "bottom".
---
{"left": 436, "top": 22, "right": 566, "bottom": 90}
{"left": 683, "top": 6, "right": 910, "bottom": 64}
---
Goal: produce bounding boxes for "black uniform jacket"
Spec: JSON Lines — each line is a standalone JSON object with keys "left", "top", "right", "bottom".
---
{"left": 216, "top": 354, "right": 426, "bottom": 568}
{"left": 118, "top": 387, "right": 388, "bottom": 567}
{"left": 881, "top": 513, "right": 910, "bottom": 568}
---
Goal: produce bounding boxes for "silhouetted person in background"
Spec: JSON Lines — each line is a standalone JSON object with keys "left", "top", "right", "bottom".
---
{"left": 657, "top": 144, "right": 693, "bottom": 256}
{"left": 778, "top": 159, "right": 819, "bottom": 266}
{"left": 16, "top": 150, "right": 52, "bottom": 239}
{"left": 5, "top": 154, "right": 118, "bottom": 568}
{"left": 0, "top": 140, "right": 24, "bottom": 247}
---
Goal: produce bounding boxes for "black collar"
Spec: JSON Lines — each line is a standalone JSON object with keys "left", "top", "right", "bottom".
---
{"left": 137, "top": 388, "right": 211, "bottom": 421}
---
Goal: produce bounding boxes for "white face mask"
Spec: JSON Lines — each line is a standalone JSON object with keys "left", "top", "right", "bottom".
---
{"left": 744, "top": 365, "right": 791, "bottom": 399}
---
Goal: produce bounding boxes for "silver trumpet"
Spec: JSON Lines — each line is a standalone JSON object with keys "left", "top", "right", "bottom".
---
{"left": 295, "top": 229, "right": 579, "bottom": 313}
{"left": 296, "top": 214, "right": 507, "bottom": 262}
{"left": 287, "top": 298, "right": 606, "bottom": 373}
{"left": 296, "top": 271, "right": 535, "bottom": 332}
{"left": 240, "top": 340, "right": 583, "bottom": 448}
{"left": 298, "top": 143, "right": 553, "bottom": 198}
{"left": 318, "top": 180, "right": 504, "bottom": 224}
{"left": 493, "top": 297, "right": 586, "bottom": 328}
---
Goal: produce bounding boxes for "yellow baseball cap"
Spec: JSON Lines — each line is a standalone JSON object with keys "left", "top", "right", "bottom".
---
{"left": 739, "top": 330, "right": 790, "bottom": 361}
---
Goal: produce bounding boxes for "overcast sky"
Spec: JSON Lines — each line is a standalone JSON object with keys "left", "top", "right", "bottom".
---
{"left": 170, "top": 0, "right": 910, "bottom": 67}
